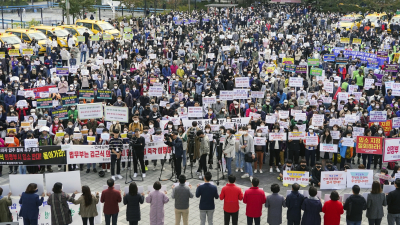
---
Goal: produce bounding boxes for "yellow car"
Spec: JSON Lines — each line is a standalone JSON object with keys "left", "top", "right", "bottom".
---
{"left": 30, "top": 25, "right": 77, "bottom": 48}
{"left": 0, "top": 33, "right": 21, "bottom": 49}
{"left": 339, "top": 14, "right": 363, "bottom": 30}
{"left": 365, "top": 13, "right": 388, "bottom": 28}
{"left": 5, "top": 29, "right": 48, "bottom": 54}
{"left": 388, "top": 15, "right": 400, "bottom": 33}
{"left": 75, "top": 19, "right": 120, "bottom": 39}
{"left": 57, "top": 25, "right": 94, "bottom": 37}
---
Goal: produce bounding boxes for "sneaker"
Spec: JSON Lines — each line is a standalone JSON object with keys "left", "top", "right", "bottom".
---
{"left": 250, "top": 176, "right": 253, "bottom": 182}
{"left": 162, "top": 167, "right": 165, "bottom": 171}
{"left": 93, "top": 168, "right": 97, "bottom": 173}
{"left": 86, "top": 169, "right": 90, "bottom": 173}
{"left": 270, "top": 168, "right": 273, "bottom": 173}
{"left": 254, "top": 169, "right": 257, "bottom": 173}
{"left": 276, "top": 168, "right": 280, "bottom": 173}
{"left": 8, "top": 170, "right": 12, "bottom": 174}
{"left": 142, "top": 173, "right": 146, "bottom": 178}
{"left": 13, "top": 171, "right": 17, "bottom": 174}
{"left": 235, "top": 168, "right": 239, "bottom": 172}
{"left": 240, "top": 169, "right": 243, "bottom": 172}
{"left": 107, "top": 169, "right": 110, "bottom": 172}
{"left": 260, "top": 169, "right": 263, "bottom": 174}
{"left": 145, "top": 166, "right": 148, "bottom": 171}
{"left": 196, "top": 171, "right": 201, "bottom": 175}
{"left": 199, "top": 175, "right": 203, "bottom": 179}
{"left": 111, "top": 176, "right": 116, "bottom": 180}
{"left": 134, "top": 173, "right": 137, "bottom": 177}
{"left": 58, "top": 167, "right": 61, "bottom": 171}
{"left": 241, "top": 174, "right": 249, "bottom": 178}
{"left": 153, "top": 166, "right": 156, "bottom": 171}
{"left": 117, "top": 174, "right": 123, "bottom": 179}
{"left": 121, "top": 167, "right": 125, "bottom": 172}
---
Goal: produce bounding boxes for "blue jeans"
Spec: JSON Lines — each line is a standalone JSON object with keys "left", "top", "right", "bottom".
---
{"left": 183, "top": 150, "right": 187, "bottom": 167}
{"left": 388, "top": 213, "right": 400, "bottom": 225}
{"left": 244, "top": 161, "right": 253, "bottom": 176}
{"left": 346, "top": 220, "right": 361, "bottom": 225}
{"left": 46, "top": 47, "right": 51, "bottom": 55}
{"left": 80, "top": 51, "right": 86, "bottom": 62}
{"left": 226, "top": 157, "right": 232, "bottom": 175}
{"left": 105, "top": 213, "right": 118, "bottom": 225}
{"left": 19, "top": 165, "right": 27, "bottom": 174}
{"left": 235, "top": 151, "right": 244, "bottom": 169}
{"left": 87, "top": 163, "right": 95, "bottom": 169}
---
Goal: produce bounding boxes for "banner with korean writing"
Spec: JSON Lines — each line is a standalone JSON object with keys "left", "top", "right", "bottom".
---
{"left": 296, "top": 65, "right": 307, "bottom": 73}
{"left": 149, "top": 86, "right": 163, "bottom": 97}
{"left": 235, "top": 77, "right": 250, "bottom": 87}
{"left": 283, "top": 171, "right": 309, "bottom": 186}
{"left": 9, "top": 49, "right": 20, "bottom": 56}
{"left": 368, "top": 120, "right": 392, "bottom": 136}
{"left": 340, "top": 37, "right": 350, "bottom": 43}
{"left": 104, "top": 106, "right": 129, "bottom": 123}
{"left": 220, "top": 91, "right": 234, "bottom": 100}
{"left": 0, "top": 146, "right": 66, "bottom": 165}
{"left": 79, "top": 89, "right": 95, "bottom": 99}
{"left": 310, "top": 68, "right": 323, "bottom": 76}
{"left": 346, "top": 169, "right": 373, "bottom": 188}
{"left": 269, "top": 133, "right": 287, "bottom": 141}
{"left": 308, "top": 58, "right": 319, "bottom": 66}
{"left": 233, "top": 89, "right": 249, "bottom": 99}
{"left": 393, "top": 118, "right": 400, "bottom": 128}
{"left": 321, "top": 171, "right": 347, "bottom": 189}
{"left": 96, "top": 90, "right": 112, "bottom": 99}
{"left": 369, "top": 111, "right": 387, "bottom": 122}
{"left": 77, "top": 103, "right": 103, "bottom": 120}
{"left": 203, "top": 96, "right": 216, "bottom": 104}
{"left": 188, "top": 107, "right": 203, "bottom": 117}
{"left": 61, "top": 96, "right": 79, "bottom": 106}
{"left": 323, "top": 54, "right": 336, "bottom": 62}
{"left": 254, "top": 137, "right": 266, "bottom": 145}
{"left": 305, "top": 136, "right": 318, "bottom": 145}
{"left": 356, "top": 136, "right": 383, "bottom": 154}
{"left": 312, "top": 114, "right": 324, "bottom": 127}
{"left": 385, "top": 64, "right": 399, "bottom": 73}
{"left": 377, "top": 51, "right": 388, "bottom": 59}
{"left": 383, "top": 138, "right": 400, "bottom": 162}
{"left": 52, "top": 109, "right": 68, "bottom": 120}
{"left": 56, "top": 67, "right": 69, "bottom": 76}
{"left": 289, "top": 77, "right": 303, "bottom": 87}
{"left": 36, "top": 98, "right": 53, "bottom": 108}
{"left": 250, "top": 91, "right": 264, "bottom": 98}
{"left": 320, "top": 144, "right": 338, "bottom": 153}
{"left": 288, "top": 132, "right": 305, "bottom": 140}
{"left": 284, "top": 64, "right": 296, "bottom": 72}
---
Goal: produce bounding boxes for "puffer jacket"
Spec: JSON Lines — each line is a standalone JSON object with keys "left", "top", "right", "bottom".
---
{"left": 223, "top": 134, "right": 236, "bottom": 158}
{"left": 199, "top": 134, "right": 210, "bottom": 156}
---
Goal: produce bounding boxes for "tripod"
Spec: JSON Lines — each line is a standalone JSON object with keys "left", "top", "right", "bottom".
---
{"left": 159, "top": 143, "right": 177, "bottom": 183}
{"left": 183, "top": 136, "right": 195, "bottom": 180}
{"left": 211, "top": 137, "right": 225, "bottom": 185}
{"left": 125, "top": 142, "right": 144, "bottom": 184}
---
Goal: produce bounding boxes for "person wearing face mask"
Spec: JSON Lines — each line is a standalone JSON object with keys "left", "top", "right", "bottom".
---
{"left": 4, "top": 89, "right": 16, "bottom": 112}
{"left": 268, "top": 125, "right": 284, "bottom": 173}
{"left": 304, "top": 125, "right": 319, "bottom": 167}
{"left": 338, "top": 131, "right": 356, "bottom": 170}
{"left": 149, "top": 105, "right": 162, "bottom": 128}
{"left": 128, "top": 115, "right": 143, "bottom": 133}
{"left": 287, "top": 126, "right": 302, "bottom": 165}
{"left": 204, "top": 108, "right": 216, "bottom": 119}
{"left": 373, "top": 127, "right": 386, "bottom": 170}
{"left": 113, "top": 96, "right": 125, "bottom": 107}
{"left": 310, "top": 162, "right": 323, "bottom": 187}
{"left": 320, "top": 128, "right": 333, "bottom": 169}
{"left": 38, "top": 126, "right": 54, "bottom": 173}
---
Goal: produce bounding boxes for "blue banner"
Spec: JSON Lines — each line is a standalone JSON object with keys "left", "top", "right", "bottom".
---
{"left": 323, "top": 54, "right": 336, "bottom": 62}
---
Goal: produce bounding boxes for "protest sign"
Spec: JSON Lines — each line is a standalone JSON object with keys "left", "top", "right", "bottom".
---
{"left": 346, "top": 169, "right": 374, "bottom": 188}
{"left": 310, "top": 68, "right": 323, "bottom": 76}
{"left": 364, "top": 78, "right": 375, "bottom": 90}
{"left": 254, "top": 137, "right": 266, "bottom": 145}
{"left": 283, "top": 171, "right": 309, "bottom": 186}
{"left": 219, "top": 91, "right": 234, "bottom": 100}
{"left": 203, "top": 97, "right": 217, "bottom": 104}
{"left": 295, "top": 113, "right": 306, "bottom": 121}
{"left": 369, "top": 111, "right": 387, "bottom": 122}
{"left": 265, "top": 116, "right": 276, "bottom": 124}
{"left": 284, "top": 64, "right": 296, "bottom": 72}
{"left": 79, "top": 89, "right": 95, "bottom": 99}
{"left": 321, "top": 171, "right": 347, "bottom": 189}
{"left": 188, "top": 107, "right": 203, "bottom": 117}
{"left": 345, "top": 114, "right": 357, "bottom": 124}
{"left": 383, "top": 138, "right": 400, "bottom": 162}
{"left": 104, "top": 106, "right": 129, "bottom": 123}
{"left": 369, "top": 120, "right": 392, "bottom": 136}
{"left": 24, "top": 139, "right": 38, "bottom": 150}
{"left": 331, "top": 131, "right": 340, "bottom": 140}
{"left": 97, "top": 90, "right": 112, "bottom": 99}
{"left": 249, "top": 112, "right": 261, "bottom": 120}
{"left": 289, "top": 77, "right": 303, "bottom": 87}
{"left": 278, "top": 111, "right": 289, "bottom": 119}
{"left": 36, "top": 98, "right": 53, "bottom": 108}
{"left": 61, "top": 96, "right": 79, "bottom": 106}
{"left": 308, "top": 58, "right": 320, "bottom": 66}
{"left": 0, "top": 146, "right": 66, "bottom": 165}
{"left": 77, "top": 103, "right": 103, "bottom": 120}
{"left": 288, "top": 132, "right": 306, "bottom": 140}
{"left": 342, "top": 138, "right": 355, "bottom": 147}
{"left": 340, "top": 37, "right": 350, "bottom": 43}
{"left": 9, "top": 174, "right": 44, "bottom": 196}
{"left": 250, "top": 91, "right": 264, "bottom": 98}
{"left": 392, "top": 83, "right": 400, "bottom": 96}
{"left": 235, "top": 77, "right": 250, "bottom": 87}
{"left": 233, "top": 89, "right": 249, "bottom": 99}
{"left": 312, "top": 114, "right": 324, "bottom": 127}
{"left": 148, "top": 86, "right": 163, "bottom": 97}
{"left": 56, "top": 67, "right": 69, "bottom": 76}
{"left": 8, "top": 49, "right": 19, "bottom": 56}
{"left": 45, "top": 171, "right": 81, "bottom": 194}
{"left": 393, "top": 117, "right": 400, "bottom": 128}
{"left": 385, "top": 64, "right": 399, "bottom": 72}
{"left": 305, "top": 136, "right": 319, "bottom": 145}
{"left": 356, "top": 136, "right": 383, "bottom": 154}
{"left": 296, "top": 65, "right": 307, "bottom": 73}
{"left": 320, "top": 144, "right": 338, "bottom": 153}
{"left": 269, "top": 133, "right": 286, "bottom": 141}
{"left": 52, "top": 109, "right": 68, "bottom": 120}
{"left": 323, "top": 54, "right": 336, "bottom": 62}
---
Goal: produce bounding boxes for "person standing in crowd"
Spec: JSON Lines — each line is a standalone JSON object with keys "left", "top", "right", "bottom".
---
{"left": 47, "top": 182, "right": 76, "bottom": 225}
{"left": 197, "top": 130, "right": 210, "bottom": 179}
{"left": 196, "top": 171, "right": 219, "bottom": 225}
{"left": 322, "top": 191, "right": 344, "bottom": 225}
{"left": 344, "top": 185, "right": 367, "bottom": 225}
{"left": 387, "top": 178, "right": 400, "bottom": 225}
{"left": 265, "top": 183, "right": 286, "bottom": 225}
{"left": 168, "top": 131, "right": 184, "bottom": 177}
{"left": 71, "top": 186, "right": 99, "bottom": 225}
{"left": 146, "top": 181, "right": 169, "bottom": 225}
{"left": 109, "top": 129, "right": 124, "bottom": 180}
{"left": 123, "top": 182, "right": 145, "bottom": 225}
{"left": 0, "top": 187, "right": 12, "bottom": 222}
{"left": 101, "top": 179, "right": 122, "bottom": 225}
{"left": 220, "top": 175, "right": 243, "bottom": 225}
{"left": 286, "top": 183, "right": 304, "bottom": 225}
{"left": 19, "top": 183, "right": 45, "bottom": 225}
{"left": 222, "top": 128, "right": 235, "bottom": 176}
{"left": 172, "top": 174, "right": 193, "bottom": 225}
{"left": 366, "top": 181, "right": 387, "bottom": 225}
{"left": 239, "top": 126, "right": 255, "bottom": 181}
{"left": 301, "top": 186, "right": 322, "bottom": 225}
{"left": 132, "top": 128, "right": 146, "bottom": 178}
{"left": 243, "top": 177, "right": 266, "bottom": 225}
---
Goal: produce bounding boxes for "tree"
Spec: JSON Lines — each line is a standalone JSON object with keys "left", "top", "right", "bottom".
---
{"left": 120, "top": 0, "right": 143, "bottom": 17}
{"left": 60, "top": 0, "right": 96, "bottom": 21}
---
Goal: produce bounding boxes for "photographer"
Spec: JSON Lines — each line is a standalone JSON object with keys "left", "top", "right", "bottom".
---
{"left": 132, "top": 129, "right": 146, "bottom": 178}
{"left": 109, "top": 129, "right": 124, "bottom": 181}
{"left": 166, "top": 131, "right": 184, "bottom": 177}
{"left": 196, "top": 130, "right": 210, "bottom": 179}
{"left": 223, "top": 128, "right": 235, "bottom": 176}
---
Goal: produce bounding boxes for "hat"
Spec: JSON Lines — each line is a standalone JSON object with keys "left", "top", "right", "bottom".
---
{"left": 325, "top": 110, "right": 330, "bottom": 113}
{"left": 40, "top": 126, "right": 50, "bottom": 132}
{"left": 309, "top": 125, "right": 315, "bottom": 129}
{"left": 146, "top": 103, "right": 150, "bottom": 106}
{"left": 98, "top": 123, "right": 104, "bottom": 127}
{"left": 284, "top": 100, "right": 288, "bottom": 103}
{"left": 74, "top": 127, "right": 80, "bottom": 132}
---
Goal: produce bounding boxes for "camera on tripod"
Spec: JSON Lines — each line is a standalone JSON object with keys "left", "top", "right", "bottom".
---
{"left": 187, "top": 128, "right": 196, "bottom": 139}
{"left": 164, "top": 133, "right": 171, "bottom": 140}
{"left": 212, "top": 131, "right": 221, "bottom": 140}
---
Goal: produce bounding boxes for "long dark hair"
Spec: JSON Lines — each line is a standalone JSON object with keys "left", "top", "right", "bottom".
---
{"left": 82, "top": 185, "right": 93, "bottom": 207}
{"left": 129, "top": 182, "right": 138, "bottom": 196}
{"left": 322, "top": 128, "right": 332, "bottom": 143}
{"left": 25, "top": 183, "right": 37, "bottom": 194}
{"left": 371, "top": 181, "right": 382, "bottom": 194}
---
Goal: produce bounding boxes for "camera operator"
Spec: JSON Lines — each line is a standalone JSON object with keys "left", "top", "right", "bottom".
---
{"left": 109, "top": 129, "right": 124, "bottom": 180}
{"left": 196, "top": 130, "right": 210, "bottom": 179}
{"left": 166, "top": 131, "right": 184, "bottom": 177}
{"left": 222, "top": 128, "right": 235, "bottom": 176}
{"left": 132, "top": 129, "right": 146, "bottom": 178}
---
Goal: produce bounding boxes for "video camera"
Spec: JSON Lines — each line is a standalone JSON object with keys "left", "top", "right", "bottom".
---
{"left": 187, "top": 128, "right": 196, "bottom": 139}
{"left": 212, "top": 131, "right": 221, "bottom": 140}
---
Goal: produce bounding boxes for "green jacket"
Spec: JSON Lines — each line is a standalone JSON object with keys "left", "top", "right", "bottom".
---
{"left": 354, "top": 73, "right": 364, "bottom": 86}
{"left": 262, "top": 104, "right": 273, "bottom": 114}
{"left": 68, "top": 109, "right": 78, "bottom": 121}
{"left": 341, "top": 82, "right": 349, "bottom": 91}
{"left": 0, "top": 196, "right": 12, "bottom": 222}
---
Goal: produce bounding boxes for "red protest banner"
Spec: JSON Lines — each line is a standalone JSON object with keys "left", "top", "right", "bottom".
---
{"left": 368, "top": 120, "right": 392, "bottom": 136}
{"left": 25, "top": 85, "right": 57, "bottom": 98}
{"left": 356, "top": 136, "right": 383, "bottom": 155}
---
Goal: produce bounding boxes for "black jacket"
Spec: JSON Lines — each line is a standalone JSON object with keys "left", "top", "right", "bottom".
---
{"left": 169, "top": 137, "right": 184, "bottom": 158}
{"left": 286, "top": 190, "right": 305, "bottom": 221}
{"left": 311, "top": 167, "right": 322, "bottom": 183}
{"left": 123, "top": 194, "right": 144, "bottom": 221}
{"left": 387, "top": 188, "right": 400, "bottom": 214}
{"left": 344, "top": 194, "right": 367, "bottom": 221}
{"left": 132, "top": 136, "right": 145, "bottom": 153}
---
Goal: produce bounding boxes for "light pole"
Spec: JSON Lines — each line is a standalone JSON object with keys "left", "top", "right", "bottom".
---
{"left": 66, "top": 0, "right": 70, "bottom": 24}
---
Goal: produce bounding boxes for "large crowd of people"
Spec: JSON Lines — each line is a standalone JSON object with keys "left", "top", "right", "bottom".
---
{"left": 1, "top": 1, "right": 400, "bottom": 224}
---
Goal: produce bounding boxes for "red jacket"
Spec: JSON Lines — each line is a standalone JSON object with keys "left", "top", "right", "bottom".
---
{"left": 243, "top": 187, "right": 266, "bottom": 218}
{"left": 220, "top": 183, "right": 243, "bottom": 213}
{"left": 322, "top": 200, "right": 344, "bottom": 225}
{"left": 101, "top": 187, "right": 122, "bottom": 215}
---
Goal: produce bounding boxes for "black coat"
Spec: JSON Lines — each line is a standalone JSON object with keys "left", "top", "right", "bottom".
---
{"left": 123, "top": 194, "right": 144, "bottom": 222}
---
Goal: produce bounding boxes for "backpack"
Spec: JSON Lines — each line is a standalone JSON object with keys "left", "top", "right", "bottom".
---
{"left": 388, "top": 162, "right": 396, "bottom": 170}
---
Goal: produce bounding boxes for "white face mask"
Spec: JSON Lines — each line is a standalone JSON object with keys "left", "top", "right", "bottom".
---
{"left": 65, "top": 138, "right": 69, "bottom": 141}
{"left": 149, "top": 125, "right": 154, "bottom": 128}
{"left": 378, "top": 130, "right": 383, "bottom": 134}
{"left": 256, "top": 133, "right": 262, "bottom": 137}
{"left": 168, "top": 125, "right": 173, "bottom": 128}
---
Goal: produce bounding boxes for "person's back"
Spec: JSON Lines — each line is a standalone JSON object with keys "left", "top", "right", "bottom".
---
{"left": 196, "top": 182, "right": 219, "bottom": 211}
{"left": 286, "top": 184, "right": 305, "bottom": 224}
{"left": 0, "top": 188, "right": 12, "bottom": 222}
{"left": 172, "top": 175, "right": 193, "bottom": 225}
{"left": 265, "top": 184, "right": 286, "bottom": 225}
{"left": 387, "top": 185, "right": 400, "bottom": 214}
{"left": 243, "top": 178, "right": 266, "bottom": 222}
{"left": 344, "top": 185, "right": 367, "bottom": 223}
{"left": 220, "top": 178, "right": 243, "bottom": 213}
{"left": 322, "top": 199, "right": 344, "bottom": 225}
{"left": 101, "top": 179, "right": 122, "bottom": 216}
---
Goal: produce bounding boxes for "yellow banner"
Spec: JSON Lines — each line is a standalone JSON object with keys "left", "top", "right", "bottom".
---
{"left": 353, "top": 38, "right": 362, "bottom": 44}
{"left": 22, "top": 49, "right": 34, "bottom": 56}
{"left": 0, "top": 52, "right": 5, "bottom": 59}
{"left": 282, "top": 58, "right": 294, "bottom": 65}
{"left": 340, "top": 38, "right": 350, "bottom": 44}
{"left": 9, "top": 49, "right": 19, "bottom": 56}
{"left": 87, "top": 136, "right": 96, "bottom": 142}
